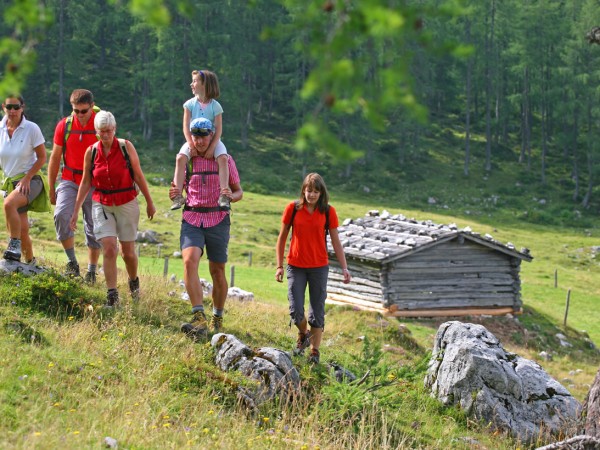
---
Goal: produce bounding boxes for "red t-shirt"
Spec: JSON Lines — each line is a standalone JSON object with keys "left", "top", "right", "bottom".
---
{"left": 282, "top": 201, "right": 339, "bottom": 268}
{"left": 53, "top": 112, "right": 98, "bottom": 185}
{"left": 91, "top": 139, "right": 137, "bottom": 206}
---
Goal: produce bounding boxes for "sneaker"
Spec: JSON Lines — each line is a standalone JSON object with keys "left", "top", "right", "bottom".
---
{"left": 170, "top": 194, "right": 186, "bottom": 210}
{"left": 3, "top": 238, "right": 22, "bottom": 262}
{"left": 181, "top": 311, "right": 208, "bottom": 340}
{"left": 210, "top": 314, "right": 223, "bottom": 334}
{"left": 105, "top": 290, "right": 120, "bottom": 308}
{"left": 293, "top": 330, "right": 312, "bottom": 356}
{"left": 307, "top": 348, "right": 320, "bottom": 365}
{"left": 26, "top": 257, "right": 37, "bottom": 266}
{"left": 65, "top": 260, "right": 80, "bottom": 277}
{"left": 84, "top": 271, "right": 97, "bottom": 284}
{"left": 218, "top": 194, "right": 231, "bottom": 209}
{"left": 129, "top": 277, "right": 140, "bottom": 301}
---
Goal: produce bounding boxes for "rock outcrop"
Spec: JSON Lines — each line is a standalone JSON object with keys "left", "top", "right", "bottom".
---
{"left": 425, "top": 321, "right": 581, "bottom": 444}
{"left": 0, "top": 259, "right": 46, "bottom": 276}
{"left": 582, "top": 365, "right": 600, "bottom": 438}
{"left": 210, "top": 333, "right": 300, "bottom": 409}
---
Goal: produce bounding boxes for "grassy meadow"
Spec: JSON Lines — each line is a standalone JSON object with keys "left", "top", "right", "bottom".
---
{"left": 1, "top": 181, "right": 600, "bottom": 449}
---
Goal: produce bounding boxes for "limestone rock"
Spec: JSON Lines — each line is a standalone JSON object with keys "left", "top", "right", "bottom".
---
{"left": 582, "top": 365, "right": 600, "bottom": 438}
{"left": 425, "top": 321, "right": 581, "bottom": 444}
{"left": 211, "top": 333, "right": 300, "bottom": 407}
{"left": 0, "top": 259, "right": 47, "bottom": 276}
{"left": 135, "top": 230, "right": 160, "bottom": 244}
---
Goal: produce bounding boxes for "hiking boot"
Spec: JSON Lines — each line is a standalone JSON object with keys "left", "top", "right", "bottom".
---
{"left": 170, "top": 194, "right": 185, "bottom": 210}
{"left": 218, "top": 194, "right": 230, "bottom": 209}
{"left": 3, "top": 238, "right": 22, "bottom": 262}
{"left": 26, "top": 257, "right": 37, "bottom": 266}
{"left": 181, "top": 311, "right": 208, "bottom": 341}
{"left": 84, "top": 270, "right": 97, "bottom": 284}
{"left": 293, "top": 330, "right": 312, "bottom": 356}
{"left": 210, "top": 314, "right": 223, "bottom": 334}
{"left": 65, "top": 260, "right": 80, "bottom": 277}
{"left": 129, "top": 277, "right": 140, "bottom": 301}
{"left": 105, "top": 290, "right": 120, "bottom": 308}
{"left": 307, "top": 348, "right": 320, "bottom": 365}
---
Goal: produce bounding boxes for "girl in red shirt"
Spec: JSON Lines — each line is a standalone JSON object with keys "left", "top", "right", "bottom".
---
{"left": 275, "top": 173, "right": 351, "bottom": 364}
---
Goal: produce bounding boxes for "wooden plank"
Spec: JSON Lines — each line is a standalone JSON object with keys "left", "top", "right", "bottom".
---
{"left": 389, "top": 291, "right": 515, "bottom": 301}
{"left": 389, "top": 259, "right": 512, "bottom": 269}
{"left": 328, "top": 273, "right": 383, "bottom": 288}
{"left": 327, "top": 283, "right": 383, "bottom": 296}
{"left": 387, "top": 266, "right": 517, "bottom": 275}
{"left": 390, "top": 297, "right": 516, "bottom": 309}
{"left": 327, "top": 292, "right": 384, "bottom": 307}
{"left": 328, "top": 288, "right": 383, "bottom": 303}
{"left": 385, "top": 306, "right": 521, "bottom": 318}
{"left": 382, "top": 277, "right": 516, "bottom": 286}
{"left": 326, "top": 298, "right": 386, "bottom": 313}
{"left": 385, "top": 284, "right": 518, "bottom": 294}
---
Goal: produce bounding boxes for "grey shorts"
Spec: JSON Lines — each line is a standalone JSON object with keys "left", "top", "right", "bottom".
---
{"left": 54, "top": 179, "right": 101, "bottom": 248}
{"left": 180, "top": 215, "right": 230, "bottom": 263}
{"left": 287, "top": 264, "right": 329, "bottom": 329}
{"left": 11, "top": 175, "right": 44, "bottom": 214}
{"left": 92, "top": 199, "right": 140, "bottom": 242}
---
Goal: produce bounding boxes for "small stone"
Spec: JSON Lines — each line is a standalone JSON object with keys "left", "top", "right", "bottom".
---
{"left": 104, "top": 436, "right": 118, "bottom": 448}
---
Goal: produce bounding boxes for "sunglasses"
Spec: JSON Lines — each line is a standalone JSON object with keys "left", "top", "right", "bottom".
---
{"left": 73, "top": 108, "right": 90, "bottom": 114}
{"left": 4, "top": 104, "right": 22, "bottom": 111}
{"left": 191, "top": 127, "right": 211, "bottom": 136}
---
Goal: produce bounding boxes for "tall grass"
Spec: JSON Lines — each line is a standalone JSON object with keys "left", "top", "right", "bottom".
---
{"left": 1, "top": 186, "right": 600, "bottom": 448}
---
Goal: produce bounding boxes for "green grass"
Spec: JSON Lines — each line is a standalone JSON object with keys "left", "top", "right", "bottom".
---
{"left": 1, "top": 183, "right": 599, "bottom": 449}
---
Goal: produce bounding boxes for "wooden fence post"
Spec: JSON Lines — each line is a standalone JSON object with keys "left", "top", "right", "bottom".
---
{"left": 248, "top": 252, "right": 252, "bottom": 267}
{"left": 563, "top": 289, "right": 571, "bottom": 327}
{"left": 157, "top": 244, "right": 162, "bottom": 258}
{"left": 230, "top": 265, "right": 235, "bottom": 288}
{"left": 554, "top": 269, "right": 558, "bottom": 288}
{"left": 163, "top": 257, "right": 169, "bottom": 278}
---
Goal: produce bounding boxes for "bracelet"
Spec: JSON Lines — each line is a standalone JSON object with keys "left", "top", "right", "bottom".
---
{"left": 342, "top": 268, "right": 349, "bottom": 272}
{"left": 276, "top": 266, "right": 283, "bottom": 270}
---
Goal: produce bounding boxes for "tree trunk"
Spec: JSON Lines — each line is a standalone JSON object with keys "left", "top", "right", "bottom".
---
{"left": 572, "top": 115, "right": 579, "bottom": 202}
{"left": 484, "top": 0, "right": 495, "bottom": 173}
{"left": 464, "top": 18, "right": 472, "bottom": 177}
{"left": 58, "top": 0, "right": 65, "bottom": 117}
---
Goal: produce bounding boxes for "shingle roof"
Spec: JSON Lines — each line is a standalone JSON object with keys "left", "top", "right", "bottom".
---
{"left": 328, "top": 210, "right": 532, "bottom": 265}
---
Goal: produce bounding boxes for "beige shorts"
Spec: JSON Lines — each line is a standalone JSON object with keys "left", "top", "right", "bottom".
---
{"left": 92, "top": 199, "right": 140, "bottom": 242}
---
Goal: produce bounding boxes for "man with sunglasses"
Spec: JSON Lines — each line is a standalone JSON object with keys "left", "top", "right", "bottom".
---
{"left": 169, "top": 117, "right": 243, "bottom": 340}
{"left": 48, "top": 89, "right": 101, "bottom": 281}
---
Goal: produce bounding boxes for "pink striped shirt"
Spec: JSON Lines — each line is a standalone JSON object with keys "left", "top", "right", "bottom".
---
{"left": 181, "top": 154, "right": 240, "bottom": 228}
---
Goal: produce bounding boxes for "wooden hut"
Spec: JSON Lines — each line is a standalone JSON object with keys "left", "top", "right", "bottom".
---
{"left": 326, "top": 210, "right": 533, "bottom": 317}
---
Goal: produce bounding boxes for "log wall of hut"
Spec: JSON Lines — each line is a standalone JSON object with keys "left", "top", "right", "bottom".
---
{"left": 327, "top": 261, "right": 384, "bottom": 309}
{"left": 384, "top": 238, "right": 522, "bottom": 311}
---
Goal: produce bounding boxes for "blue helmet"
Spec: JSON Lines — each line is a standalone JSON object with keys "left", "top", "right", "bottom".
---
{"left": 190, "top": 117, "right": 214, "bottom": 136}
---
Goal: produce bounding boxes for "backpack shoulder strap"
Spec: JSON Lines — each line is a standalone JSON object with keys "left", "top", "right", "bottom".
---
{"left": 118, "top": 138, "right": 135, "bottom": 180}
{"left": 63, "top": 114, "right": 74, "bottom": 146}
{"left": 90, "top": 142, "right": 100, "bottom": 176}
{"left": 325, "top": 205, "right": 330, "bottom": 235}
{"left": 289, "top": 200, "right": 300, "bottom": 228}
{"left": 62, "top": 114, "right": 74, "bottom": 168}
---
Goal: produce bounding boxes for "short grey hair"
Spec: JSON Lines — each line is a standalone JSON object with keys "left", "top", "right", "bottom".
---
{"left": 94, "top": 111, "right": 116, "bottom": 130}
